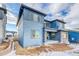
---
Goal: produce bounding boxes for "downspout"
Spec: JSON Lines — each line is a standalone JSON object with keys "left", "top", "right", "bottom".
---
{"left": 42, "top": 27, "right": 45, "bottom": 45}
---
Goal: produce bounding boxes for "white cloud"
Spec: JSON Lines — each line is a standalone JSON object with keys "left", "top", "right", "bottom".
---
{"left": 6, "top": 9, "right": 17, "bottom": 24}
{"left": 64, "top": 4, "right": 79, "bottom": 29}
{"left": 5, "top": 3, "right": 79, "bottom": 30}
{"left": 64, "top": 4, "right": 79, "bottom": 19}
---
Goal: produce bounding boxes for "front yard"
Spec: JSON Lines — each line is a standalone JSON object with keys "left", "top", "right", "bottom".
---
{"left": 15, "top": 41, "right": 74, "bottom": 56}
{"left": 0, "top": 41, "right": 9, "bottom": 51}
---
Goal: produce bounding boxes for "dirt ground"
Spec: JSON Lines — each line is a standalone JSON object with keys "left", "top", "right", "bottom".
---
{"left": 0, "top": 41, "right": 9, "bottom": 51}
{"left": 15, "top": 41, "right": 73, "bottom": 56}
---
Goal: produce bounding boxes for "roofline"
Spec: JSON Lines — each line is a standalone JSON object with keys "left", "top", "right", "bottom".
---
{"left": 16, "top": 4, "right": 47, "bottom": 26}
{"left": 22, "top": 4, "right": 47, "bottom": 16}
{"left": 6, "top": 31, "right": 17, "bottom": 33}
{"left": 51, "top": 19, "right": 66, "bottom": 24}
{"left": 57, "top": 29, "right": 79, "bottom": 32}
{"left": 44, "top": 19, "right": 52, "bottom": 22}
{"left": 16, "top": 4, "right": 23, "bottom": 26}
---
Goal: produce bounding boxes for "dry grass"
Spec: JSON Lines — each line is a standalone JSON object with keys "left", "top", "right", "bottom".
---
{"left": 0, "top": 42, "right": 9, "bottom": 51}
{"left": 50, "top": 44, "right": 73, "bottom": 51}
{"left": 15, "top": 42, "right": 73, "bottom": 56}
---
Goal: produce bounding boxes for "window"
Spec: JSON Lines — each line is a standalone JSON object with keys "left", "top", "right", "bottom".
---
{"left": 45, "top": 22, "right": 50, "bottom": 28}
{"left": 23, "top": 9, "right": 33, "bottom": 21}
{"left": 51, "top": 33, "right": 56, "bottom": 38}
{"left": 32, "top": 13, "right": 43, "bottom": 23}
{"left": 23, "top": 9, "right": 44, "bottom": 23}
{"left": 33, "top": 13, "right": 38, "bottom": 22}
{"left": 38, "top": 15, "right": 43, "bottom": 22}
{"left": 31, "top": 29, "right": 40, "bottom": 39}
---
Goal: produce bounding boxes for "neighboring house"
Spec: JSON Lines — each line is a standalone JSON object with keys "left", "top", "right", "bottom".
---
{"left": 17, "top": 4, "right": 79, "bottom": 48}
{"left": 44, "top": 19, "right": 69, "bottom": 44}
{"left": 5, "top": 9, "right": 17, "bottom": 40}
{"left": 0, "top": 4, "right": 7, "bottom": 43}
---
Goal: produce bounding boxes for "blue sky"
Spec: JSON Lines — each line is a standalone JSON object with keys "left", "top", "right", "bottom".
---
{"left": 6, "top": 24, "right": 17, "bottom": 31}
{"left": 5, "top": 3, "right": 79, "bottom": 31}
{"left": 6, "top": 3, "right": 20, "bottom": 32}
{"left": 6, "top": 3, "right": 20, "bottom": 16}
{"left": 5, "top": 3, "right": 70, "bottom": 32}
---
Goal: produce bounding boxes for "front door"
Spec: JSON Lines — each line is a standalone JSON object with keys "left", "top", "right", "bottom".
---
{"left": 61, "top": 32, "right": 69, "bottom": 44}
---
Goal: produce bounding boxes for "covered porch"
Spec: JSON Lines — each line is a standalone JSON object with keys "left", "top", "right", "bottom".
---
{"left": 44, "top": 28, "right": 69, "bottom": 44}
{"left": 44, "top": 28, "right": 59, "bottom": 44}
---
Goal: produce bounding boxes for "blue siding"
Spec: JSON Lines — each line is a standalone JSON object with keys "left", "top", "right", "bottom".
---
{"left": 68, "top": 31, "right": 79, "bottom": 43}
{"left": 51, "top": 21, "right": 64, "bottom": 30}
{"left": 57, "top": 21, "right": 64, "bottom": 30}
{"left": 49, "top": 33, "right": 51, "bottom": 40}
{"left": 23, "top": 20, "right": 43, "bottom": 47}
{"left": 18, "top": 15, "right": 24, "bottom": 47}
{"left": 51, "top": 21, "right": 58, "bottom": 29}
{"left": 18, "top": 9, "right": 44, "bottom": 48}
{"left": 55, "top": 32, "right": 61, "bottom": 42}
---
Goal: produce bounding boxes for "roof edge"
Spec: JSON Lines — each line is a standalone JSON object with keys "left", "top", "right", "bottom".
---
{"left": 16, "top": 4, "right": 47, "bottom": 26}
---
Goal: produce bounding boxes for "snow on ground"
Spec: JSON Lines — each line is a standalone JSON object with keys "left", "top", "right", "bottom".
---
{"left": 4, "top": 42, "right": 16, "bottom": 56}
{"left": 29, "top": 44, "right": 79, "bottom": 56}
{"left": 39, "top": 51, "right": 74, "bottom": 56}
{"left": 5, "top": 50, "right": 16, "bottom": 56}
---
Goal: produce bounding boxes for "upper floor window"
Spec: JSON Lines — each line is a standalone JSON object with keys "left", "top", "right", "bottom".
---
{"left": 23, "top": 9, "right": 44, "bottom": 23}
{"left": 44, "top": 22, "right": 51, "bottom": 28}
{"left": 32, "top": 12, "right": 43, "bottom": 23}
{"left": 33, "top": 13, "right": 39, "bottom": 22}
{"left": 57, "top": 22, "right": 64, "bottom": 29}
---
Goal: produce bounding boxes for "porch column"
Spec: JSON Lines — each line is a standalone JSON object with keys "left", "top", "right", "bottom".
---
{"left": 60, "top": 31, "right": 70, "bottom": 44}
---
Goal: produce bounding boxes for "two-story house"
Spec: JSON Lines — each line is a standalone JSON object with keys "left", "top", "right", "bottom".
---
{"left": 17, "top": 4, "right": 46, "bottom": 47}
{"left": 44, "top": 19, "right": 69, "bottom": 44}
{"left": 17, "top": 4, "right": 79, "bottom": 48}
